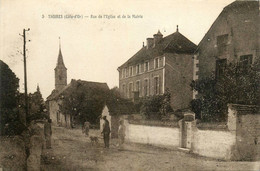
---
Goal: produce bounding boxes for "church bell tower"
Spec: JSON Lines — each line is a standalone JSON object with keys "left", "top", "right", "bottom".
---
{"left": 55, "top": 38, "right": 67, "bottom": 91}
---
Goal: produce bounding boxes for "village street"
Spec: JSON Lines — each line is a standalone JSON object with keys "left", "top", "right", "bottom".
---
{"left": 40, "top": 126, "right": 259, "bottom": 171}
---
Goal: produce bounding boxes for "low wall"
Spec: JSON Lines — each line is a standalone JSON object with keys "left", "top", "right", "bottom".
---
{"left": 228, "top": 104, "right": 260, "bottom": 161}
{"left": 27, "top": 122, "right": 45, "bottom": 171}
{"left": 0, "top": 136, "right": 27, "bottom": 170}
{"left": 125, "top": 120, "right": 180, "bottom": 148}
{"left": 192, "top": 129, "right": 236, "bottom": 160}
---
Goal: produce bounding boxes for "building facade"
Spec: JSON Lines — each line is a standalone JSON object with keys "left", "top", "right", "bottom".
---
{"left": 195, "top": 1, "right": 260, "bottom": 82}
{"left": 118, "top": 28, "right": 197, "bottom": 110}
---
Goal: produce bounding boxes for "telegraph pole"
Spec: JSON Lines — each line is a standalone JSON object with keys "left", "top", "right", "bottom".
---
{"left": 22, "top": 28, "right": 30, "bottom": 126}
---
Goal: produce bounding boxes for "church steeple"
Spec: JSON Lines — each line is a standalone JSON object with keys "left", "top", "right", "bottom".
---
{"left": 55, "top": 37, "right": 67, "bottom": 91}
{"left": 56, "top": 37, "right": 66, "bottom": 68}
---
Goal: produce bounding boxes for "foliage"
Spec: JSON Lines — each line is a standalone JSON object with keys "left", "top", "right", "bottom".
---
{"left": 106, "top": 86, "right": 136, "bottom": 115}
{"left": 191, "top": 60, "right": 260, "bottom": 122}
{"left": 27, "top": 87, "right": 47, "bottom": 123}
{"left": 59, "top": 81, "right": 108, "bottom": 126}
{"left": 0, "top": 60, "right": 24, "bottom": 135}
{"left": 140, "top": 89, "right": 173, "bottom": 120}
{"left": 18, "top": 87, "right": 48, "bottom": 124}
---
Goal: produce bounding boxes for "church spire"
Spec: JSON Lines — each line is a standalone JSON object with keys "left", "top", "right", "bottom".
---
{"left": 56, "top": 37, "right": 66, "bottom": 68}
{"left": 55, "top": 37, "right": 67, "bottom": 91}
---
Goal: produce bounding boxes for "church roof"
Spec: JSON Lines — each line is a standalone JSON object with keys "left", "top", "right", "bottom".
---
{"left": 118, "top": 30, "right": 197, "bottom": 68}
{"left": 47, "top": 79, "right": 109, "bottom": 101}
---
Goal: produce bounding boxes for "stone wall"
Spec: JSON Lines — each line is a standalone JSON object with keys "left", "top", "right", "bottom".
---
{"left": 165, "top": 53, "right": 193, "bottom": 110}
{"left": 27, "top": 122, "right": 45, "bottom": 171}
{"left": 0, "top": 136, "right": 27, "bottom": 170}
{"left": 192, "top": 129, "right": 236, "bottom": 160}
{"left": 197, "top": 1, "right": 259, "bottom": 80}
{"left": 124, "top": 104, "right": 260, "bottom": 161}
{"left": 228, "top": 104, "right": 260, "bottom": 161}
{"left": 0, "top": 122, "right": 45, "bottom": 171}
{"left": 124, "top": 120, "right": 180, "bottom": 148}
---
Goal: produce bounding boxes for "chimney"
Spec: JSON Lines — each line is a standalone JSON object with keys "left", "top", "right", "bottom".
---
{"left": 153, "top": 30, "right": 163, "bottom": 47}
{"left": 146, "top": 38, "right": 154, "bottom": 49}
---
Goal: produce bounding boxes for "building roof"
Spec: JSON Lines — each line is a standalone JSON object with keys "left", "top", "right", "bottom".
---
{"left": 118, "top": 30, "right": 197, "bottom": 69}
{"left": 47, "top": 79, "right": 109, "bottom": 101}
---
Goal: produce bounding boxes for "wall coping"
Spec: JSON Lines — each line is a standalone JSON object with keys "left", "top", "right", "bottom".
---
{"left": 228, "top": 103, "right": 259, "bottom": 115}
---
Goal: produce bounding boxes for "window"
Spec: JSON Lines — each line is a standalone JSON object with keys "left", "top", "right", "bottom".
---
{"left": 136, "top": 81, "right": 141, "bottom": 96}
{"left": 128, "top": 83, "right": 133, "bottom": 98}
{"left": 129, "top": 66, "right": 133, "bottom": 76}
{"left": 144, "top": 61, "right": 149, "bottom": 72}
{"left": 217, "top": 34, "right": 228, "bottom": 55}
{"left": 121, "top": 71, "right": 124, "bottom": 79}
{"left": 124, "top": 67, "right": 128, "bottom": 77}
{"left": 154, "top": 76, "right": 160, "bottom": 95}
{"left": 122, "top": 84, "right": 126, "bottom": 97}
{"left": 144, "top": 79, "right": 149, "bottom": 96}
{"left": 216, "top": 59, "right": 227, "bottom": 79}
{"left": 240, "top": 54, "right": 252, "bottom": 67}
{"left": 136, "top": 81, "right": 140, "bottom": 92}
{"left": 154, "top": 58, "right": 159, "bottom": 69}
{"left": 136, "top": 64, "right": 140, "bottom": 74}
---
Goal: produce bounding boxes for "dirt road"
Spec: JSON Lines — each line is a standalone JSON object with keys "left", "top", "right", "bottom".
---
{"left": 41, "top": 126, "right": 259, "bottom": 171}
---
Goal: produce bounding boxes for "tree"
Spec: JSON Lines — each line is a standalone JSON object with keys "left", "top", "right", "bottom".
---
{"left": 59, "top": 82, "right": 108, "bottom": 126}
{"left": 0, "top": 60, "right": 25, "bottom": 135}
{"left": 26, "top": 86, "right": 47, "bottom": 123}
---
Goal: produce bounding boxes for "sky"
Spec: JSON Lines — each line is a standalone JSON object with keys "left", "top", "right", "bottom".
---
{"left": 0, "top": 0, "right": 235, "bottom": 99}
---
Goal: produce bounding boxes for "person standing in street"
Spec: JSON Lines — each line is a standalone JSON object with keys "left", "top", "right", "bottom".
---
{"left": 82, "top": 121, "right": 90, "bottom": 137}
{"left": 44, "top": 119, "right": 52, "bottom": 149}
{"left": 101, "top": 116, "right": 110, "bottom": 148}
{"left": 118, "top": 120, "right": 126, "bottom": 149}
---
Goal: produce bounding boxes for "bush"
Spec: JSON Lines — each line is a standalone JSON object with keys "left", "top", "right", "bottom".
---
{"left": 191, "top": 60, "right": 260, "bottom": 122}
{"left": 140, "top": 89, "right": 173, "bottom": 120}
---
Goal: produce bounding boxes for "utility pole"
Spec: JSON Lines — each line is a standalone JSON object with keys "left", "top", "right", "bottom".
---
{"left": 22, "top": 28, "right": 30, "bottom": 126}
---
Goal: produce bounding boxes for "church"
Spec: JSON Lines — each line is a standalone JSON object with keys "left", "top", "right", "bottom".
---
{"left": 46, "top": 42, "right": 109, "bottom": 128}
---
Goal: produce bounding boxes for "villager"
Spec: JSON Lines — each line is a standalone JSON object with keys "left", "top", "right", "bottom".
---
{"left": 44, "top": 119, "right": 52, "bottom": 149}
{"left": 101, "top": 116, "right": 110, "bottom": 148}
{"left": 118, "top": 120, "right": 126, "bottom": 149}
{"left": 82, "top": 121, "right": 90, "bottom": 136}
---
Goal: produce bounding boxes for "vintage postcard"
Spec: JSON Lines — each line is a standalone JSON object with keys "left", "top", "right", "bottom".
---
{"left": 0, "top": 0, "right": 259, "bottom": 170}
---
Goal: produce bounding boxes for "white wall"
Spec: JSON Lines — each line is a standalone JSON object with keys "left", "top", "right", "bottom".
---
{"left": 125, "top": 120, "right": 180, "bottom": 148}
{"left": 192, "top": 129, "right": 236, "bottom": 160}
{"left": 100, "top": 105, "right": 111, "bottom": 133}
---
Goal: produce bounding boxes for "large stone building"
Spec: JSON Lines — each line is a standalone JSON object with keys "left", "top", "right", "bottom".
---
{"left": 195, "top": 1, "right": 260, "bottom": 83}
{"left": 47, "top": 45, "right": 109, "bottom": 127}
{"left": 118, "top": 28, "right": 197, "bottom": 110}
